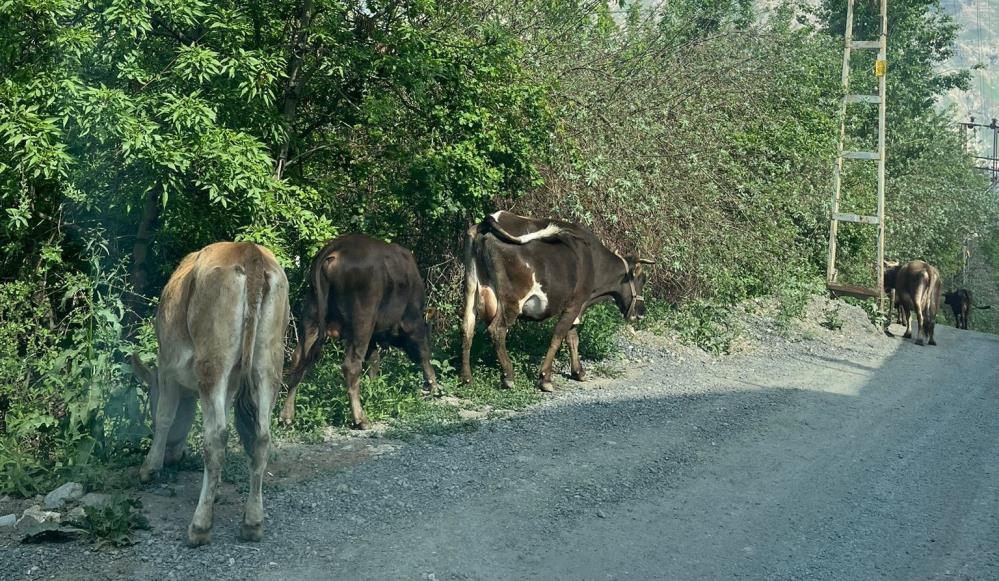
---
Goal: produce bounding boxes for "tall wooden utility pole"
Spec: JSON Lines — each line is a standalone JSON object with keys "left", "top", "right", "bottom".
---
{"left": 826, "top": 0, "right": 888, "bottom": 309}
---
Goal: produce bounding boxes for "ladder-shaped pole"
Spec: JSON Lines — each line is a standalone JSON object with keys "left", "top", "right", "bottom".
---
{"left": 826, "top": 0, "right": 855, "bottom": 284}
{"left": 826, "top": 0, "right": 888, "bottom": 304}
{"left": 875, "top": 0, "right": 887, "bottom": 306}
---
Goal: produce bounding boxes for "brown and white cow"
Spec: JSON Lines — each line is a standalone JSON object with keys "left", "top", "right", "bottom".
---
{"left": 883, "top": 259, "right": 941, "bottom": 346}
{"left": 281, "top": 234, "right": 438, "bottom": 429}
{"left": 461, "top": 211, "right": 653, "bottom": 391}
{"left": 133, "top": 242, "right": 289, "bottom": 546}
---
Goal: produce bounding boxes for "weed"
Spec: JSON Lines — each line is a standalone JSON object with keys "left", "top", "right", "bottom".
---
{"left": 640, "top": 298, "right": 737, "bottom": 354}
{"left": 75, "top": 493, "right": 150, "bottom": 548}
{"left": 820, "top": 306, "right": 843, "bottom": 331}
{"left": 843, "top": 297, "right": 885, "bottom": 327}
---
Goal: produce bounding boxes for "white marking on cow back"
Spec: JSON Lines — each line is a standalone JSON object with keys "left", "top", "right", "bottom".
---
{"left": 490, "top": 211, "right": 562, "bottom": 243}
{"left": 513, "top": 223, "right": 562, "bottom": 243}
{"left": 517, "top": 270, "right": 549, "bottom": 318}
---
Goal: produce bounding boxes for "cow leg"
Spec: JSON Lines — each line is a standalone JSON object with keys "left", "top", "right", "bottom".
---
{"left": 884, "top": 289, "right": 897, "bottom": 337}
{"left": 402, "top": 325, "right": 439, "bottom": 396}
{"left": 188, "top": 381, "right": 228, "bottom": 547}
{"left": 365, "top": 345, "right": 381, "bottom": 379}
{"left": 487, "top": 321, "right": 516, "bottom": 389}
{"left": 139, "top": 374, "right": 180, "bottom": 483}
{"left": 925, "top": 304, "right": 937, "bottom": 346}
{"left": 912, "top": 292, "right": 928, "bottom": 346}
{"left": 538, "top": 312, "right": 579, "bottom": 392}
{"left": 280, "top": 323, "right": 320, "bottom": 426}
{"left": 901, "top": 305, "right": 913, "bottom": 339}
{"left": 567, "top": 328, "right": 585, "bottom": 382}
{"left": 343, "top": 331, "right": 373, "bottom": 430}
{"left": 236, "top": 372, "right": 278, "bottom": 542}
{"left": 460, "top": 276, "right": 478, "bottom": 386}
{"left": 164, "top": 393, "right": 197, "bottom": 465}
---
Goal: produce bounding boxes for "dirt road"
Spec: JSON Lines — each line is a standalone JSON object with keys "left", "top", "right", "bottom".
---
{"left": 4, "top": 308, "right": 998, "bottom": 580}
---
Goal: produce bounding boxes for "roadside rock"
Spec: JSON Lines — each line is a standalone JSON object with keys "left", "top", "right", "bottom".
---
{"left": 67, "top": 507, "right": 86, "bottom": 520}
{"left": 21, "top": 505, "right": 61, "bottom": 524}
{"left": 0, "top": 513, "right": 16, "bottom": 527}
{"left": 43, "top": 482, "right": 83, "bottom": 509}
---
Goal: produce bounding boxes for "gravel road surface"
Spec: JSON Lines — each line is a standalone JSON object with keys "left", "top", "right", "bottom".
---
{"left": 3, "top": 308, "right": 998, "bottom": 580}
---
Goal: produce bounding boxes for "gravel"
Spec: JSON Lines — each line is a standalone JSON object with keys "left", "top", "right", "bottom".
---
{"left": 2, "top": 297, "right": 997, "bottom": 580}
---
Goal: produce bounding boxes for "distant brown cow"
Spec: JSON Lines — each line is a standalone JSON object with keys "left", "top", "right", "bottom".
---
{"left": 461, "top": 211, "right": 653, "bottom": 391}
{"left": 133, "top": 242, "right": 289, "bottom": 546}
{"left": 282, "top": 234, "right": 438, "bottom": 429}
{"left": 883, "top": 259, "right": 942, "bottom": 346}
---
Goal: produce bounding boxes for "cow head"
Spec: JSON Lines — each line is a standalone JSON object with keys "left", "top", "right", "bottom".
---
{"left": 883, "top": 259, "right": 900, "bottom": 290}
{"left": 619, "top": 256, "right": 654, "bottom": 322}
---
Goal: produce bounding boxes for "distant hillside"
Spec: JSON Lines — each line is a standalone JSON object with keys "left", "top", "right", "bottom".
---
{"left": 940, "top": 0, "right": 997, "bottom": 153}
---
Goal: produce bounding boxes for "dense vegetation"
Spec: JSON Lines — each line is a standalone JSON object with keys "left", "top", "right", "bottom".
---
{"left": 1, "top": 0, "right": 996, "bottom": 493}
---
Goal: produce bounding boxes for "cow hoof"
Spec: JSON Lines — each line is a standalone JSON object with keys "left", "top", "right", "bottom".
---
{"left": 279, "top": 411, "right": 295, "bottom": 427}
{"left": 571, "top": 370, "right": 586, "bottom": 382}
{"left": 903, "top": 332, "right": 913, "bottom": 339}
{"left": 915, "top": 339, "right": 925, "bottom": 346}
{"left": 352, "top": 419, "right": 370, "bottom": 430}
{"left": 539, "top": 381, "right": 554, "bottom": 393}
{"left": 928, "top": 339, "right": 937, "bottom": 346}
{"left": 186, "top": 524, "right": 212, "bottom": 547}
{"left": 501, "top": 377, "right": 515, "bottom": 390}
{"left": 139, "top": 467, "right": 157, "bottom": 484}
{"left": 238, "top": 522, "right": 264, "bottom": 542}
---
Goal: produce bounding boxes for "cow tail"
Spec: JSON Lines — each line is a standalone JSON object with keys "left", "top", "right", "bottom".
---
{"left": 286, "top": 253, "right": 329, "bottom": 378}
{"left": 461, "top": 228, "right": 480, "bottom": 381}
{"left": 235, "top": 248, "right": 266, "bottom": 455}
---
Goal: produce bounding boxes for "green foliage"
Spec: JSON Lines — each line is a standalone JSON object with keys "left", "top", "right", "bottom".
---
{"left": 641, "top": 299, "right": 737, "bottom": 355}
{"left": 1, "top": 0, "right": 995, "bottom": 491}
{"left": 820, "top": 306, "right": 844, "bottom": 331}
{"left": 0, "top": 235, "right": 146, "bottom": 495}
{"left": 76, "top": 493, "right": 151, "bottom": 549}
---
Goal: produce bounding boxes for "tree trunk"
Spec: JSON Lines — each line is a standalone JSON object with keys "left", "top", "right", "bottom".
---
{"left": 127, "top": 186, "right": 162, "bottom": 332}
{"left": 275, "top": 0, "right": 315, "bottom": 180}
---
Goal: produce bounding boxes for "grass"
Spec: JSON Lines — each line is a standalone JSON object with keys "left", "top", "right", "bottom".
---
{"left": 273, "top": 302, "right": 629, "bottom": 442}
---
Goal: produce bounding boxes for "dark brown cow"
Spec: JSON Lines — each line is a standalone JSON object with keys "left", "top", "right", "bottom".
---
{"left": 943, "top": 288, "right": 990, "bottom": 330}
{"left": 461, "top": 211, "right": 653, "bottom": 391}
{"left": 883, "top": 259, "right": 942, "bottom": 346}
{"left": 282, "top": 234, "right": 438, "bottom": 429}
{"left": 944, "top": 289, "right": 972, "bottom": 330}
{"left": 133, "top": 242, "right": 289, "bottom": 546}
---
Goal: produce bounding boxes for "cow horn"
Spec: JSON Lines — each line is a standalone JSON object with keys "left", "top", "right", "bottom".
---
{"left": 638, "top": 258, "right": 656, "bottom": 264}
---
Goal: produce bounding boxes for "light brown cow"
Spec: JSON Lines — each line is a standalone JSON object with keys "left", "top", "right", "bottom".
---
{"left": 883, "top": 259, "right": 941, "bottom": 346}
{"left": 133, "top": 242, "right": 289, "bottom": 546}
